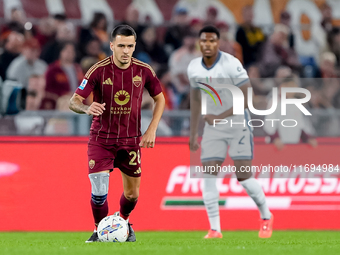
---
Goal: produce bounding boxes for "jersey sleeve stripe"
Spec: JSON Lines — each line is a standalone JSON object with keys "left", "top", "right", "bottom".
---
{"left": 132, "top": 57, "right": 146, "bottom": 64}
{"left": 235, "top": 78, "right": 250, "bottom": 87}
{"left": 132, "top": 58, "right": 153, "bottom": 67}
{"left": 85, "top": 60, "right": 111, "bottom": 79}
{"left": 131, "top": 58, "right": 151, "bottom": 68}
{"left": 85, "top": 57, "right": 111, "bottom": 74}
{"left": 132, "top": 58, "right": 153, "bottom": 68}
{"left": 132, "top": 60, "right": 156, "bottom": 76}
{"left": 84, "top": 65, "right": 99, "bottom": 78}
{"left": 97, "top": 56, "right": 111, "bottom": 65}
{"left": 85, "top": 60, "right": 110, "bottom": 78}
{"left": 132, "top": 58, "right": 152, "bottom": 67}
{"left": 84, "top": 57, "right": 111, "bottom": 77}
{"left": 84, "top": 64, "right": 98, "bottom": 78}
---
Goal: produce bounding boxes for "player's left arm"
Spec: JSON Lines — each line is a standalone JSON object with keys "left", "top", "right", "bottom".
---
{"left": 140, "top": 67, "right": 165, "bottom": 148}
{"left": 139, "top": 92, "right": 165, "bottom": 148}
{"left": 218, "top": 82, "right": 250, "bottom": 118}
{"left": 204, "top": 82, "right": 251, "bottom": 125}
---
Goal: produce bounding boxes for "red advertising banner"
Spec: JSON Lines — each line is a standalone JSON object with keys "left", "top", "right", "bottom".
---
{"left": 0, "top": 137, "right": 340, "bottom": 231}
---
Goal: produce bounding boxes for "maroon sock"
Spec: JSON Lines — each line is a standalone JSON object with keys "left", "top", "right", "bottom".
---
{"left": 119, "top": 193, "right": 138, "bottom": 220}
{"left": 91, "top": 200, "right": 108, "bottom": 226}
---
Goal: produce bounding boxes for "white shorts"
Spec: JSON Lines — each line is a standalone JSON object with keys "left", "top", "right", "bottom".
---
{"left": 201, "top": 126, "right": 254, "bottom": 162}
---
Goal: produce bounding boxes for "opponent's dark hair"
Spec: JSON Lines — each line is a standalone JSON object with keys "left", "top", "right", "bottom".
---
{"left": 111, "top": 25, "right": 137, "bottom": 41}
{"left": 199, "top": 25, "right": 220, "bottom": 39}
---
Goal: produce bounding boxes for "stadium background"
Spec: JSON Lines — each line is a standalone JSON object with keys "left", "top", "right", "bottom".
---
{"left": 0, "top": 0, "right": 340, "bottom": 232}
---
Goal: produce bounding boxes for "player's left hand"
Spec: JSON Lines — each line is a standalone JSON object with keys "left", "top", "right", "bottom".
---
{"left": 139, "top": 130, "right": 156, "bottom": 148}
{"left": 203, "top": 114, "right": 219, "bottom": 125}
{"left": 308, "top": 138, "right": 318, "bottom": 148}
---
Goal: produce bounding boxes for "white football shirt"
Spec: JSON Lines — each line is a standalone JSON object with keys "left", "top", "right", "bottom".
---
{"left": 187, "top": 51, "right": 251, "bottom": 132}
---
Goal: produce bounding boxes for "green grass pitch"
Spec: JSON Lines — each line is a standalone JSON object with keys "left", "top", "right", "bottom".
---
{"left": 1, "top": 231, "right": 340, "bottom": 255}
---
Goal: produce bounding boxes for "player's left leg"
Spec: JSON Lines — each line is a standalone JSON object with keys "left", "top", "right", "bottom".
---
{"left": 120, "top": 171, "right": 140, "bottom": 242}
{"left": 229, "top": 128, "right": 273, "bottom": 238}
{"left": 234, "top": 160, "right": 273, "bottom": 238}
{"left": 114, "top": 142, "right": 142, "bottom": 242}
{"left": 86, "top": 138, "right": 114, "bottom": 243}
{"left": 120, "top": 171, "right": 140, "bottom": 220}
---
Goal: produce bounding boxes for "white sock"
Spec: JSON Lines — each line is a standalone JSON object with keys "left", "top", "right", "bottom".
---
{"left": 202, "top": 176, "right": 221, "bottom": 232}
{"left": 239, "top": 178, "right": 271, "bottom": 219}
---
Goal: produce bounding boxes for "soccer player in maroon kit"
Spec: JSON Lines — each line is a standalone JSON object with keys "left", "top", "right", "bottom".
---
{"left": 69, "top": 25, "right": 165, "bottom": 242}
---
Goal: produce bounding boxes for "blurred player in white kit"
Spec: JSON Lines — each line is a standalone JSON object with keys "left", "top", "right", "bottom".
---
{"left": 188, "top": 26, "right": 273, "bottom": 239}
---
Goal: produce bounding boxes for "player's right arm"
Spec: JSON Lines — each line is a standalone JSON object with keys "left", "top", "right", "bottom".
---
{"left": 69, "top": 93, "right": 106, "bottom": 116}
{"left": 187, "top": 61, "right": 201, "bottom": 152}
{"left": 190, "top": 87, "right": 201, "bottom": 151}
{"left": 68, "top": 64, "right": 105, "bottom": 116}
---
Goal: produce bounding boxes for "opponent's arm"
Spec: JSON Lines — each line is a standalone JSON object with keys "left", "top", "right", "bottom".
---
{"left": 69, "top": 93, "right": 106, "bottom": 116}
{"left": 189, "top": 87, "right": 201, "bottom": 151}
{"left": 139, "top": 92, "right": 165, "bottom": 148}
{"left": 204, "top": 82, "right": 251, "bottom": 125}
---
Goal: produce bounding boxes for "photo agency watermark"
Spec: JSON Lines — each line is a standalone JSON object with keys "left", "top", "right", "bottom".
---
{"left": 198, "top": 81, "right": 312, "bottom": 128}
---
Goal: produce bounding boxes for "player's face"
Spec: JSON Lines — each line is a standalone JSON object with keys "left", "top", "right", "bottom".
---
{"left": 199, "top": 32, "right": 219, "bottom": 58}
{"left": 110, "top": 35, "right": 136, "bottom": 65}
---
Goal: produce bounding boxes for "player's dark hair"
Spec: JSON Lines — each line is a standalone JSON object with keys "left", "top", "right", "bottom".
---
{"left": 199, "top": 25, "right": 220, "bottom": 39}
{"left": 111, "top": 25, "right": 137, "bottom": 41}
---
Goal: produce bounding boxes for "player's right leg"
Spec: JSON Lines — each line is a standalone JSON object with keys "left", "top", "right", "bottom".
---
{"left": 85, "top": 138, "right": 115, "bottom": 243}
{"left": 86, "top": 170, "right": 110, "bottom": 243}
{"left": 200, "top": 132, "right": 227, "bottom": 239}
{"left": 202, "top": 160, "right": 223, "bottom": 239}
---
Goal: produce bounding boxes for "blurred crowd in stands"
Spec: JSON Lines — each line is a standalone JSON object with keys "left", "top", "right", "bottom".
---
{"left": 1, "top": 2, "right": 340, "bottom": 115}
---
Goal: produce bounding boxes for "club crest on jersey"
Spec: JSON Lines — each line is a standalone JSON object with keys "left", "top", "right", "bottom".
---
{"left": 89, "top": 159, "right": 95, "bottom": 169}
{"left": 78, "top": 79, "right": 88, "bottom": 90}
{"left": 133, "top": 75, "right": 142, "bottom": 87}
{"left": 114, "top": 90, "right": 130, "bottom": 106}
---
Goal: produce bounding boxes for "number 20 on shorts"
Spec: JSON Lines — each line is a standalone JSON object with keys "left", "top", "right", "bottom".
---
{"left": 129, "top": 150, "right": 141, "bottom": 165}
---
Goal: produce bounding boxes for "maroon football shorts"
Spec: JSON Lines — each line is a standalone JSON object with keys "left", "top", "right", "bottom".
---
{"left": 87, "top": 136, "right": 142, "bottom": 177}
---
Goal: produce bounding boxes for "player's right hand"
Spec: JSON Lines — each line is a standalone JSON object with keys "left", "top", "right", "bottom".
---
{"left": 85, "top": 102, "right": 106, "bottom": 116}
{"left": 189, "top": 137, "right": 200, "bottom": 152}
{"left": 273, "top": 137, "right": 284, "bottom": 151}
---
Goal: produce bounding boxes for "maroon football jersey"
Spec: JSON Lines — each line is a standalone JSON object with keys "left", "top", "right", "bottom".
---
{"left": 75, "top": 56, "right": 162, "bottom": 140}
